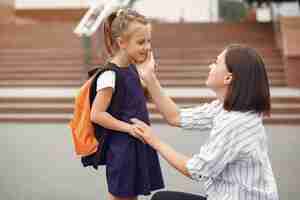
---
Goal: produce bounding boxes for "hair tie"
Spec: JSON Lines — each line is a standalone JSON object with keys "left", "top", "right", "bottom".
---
{"left": 117, "top": 8, "right": 124, "bottom": 17}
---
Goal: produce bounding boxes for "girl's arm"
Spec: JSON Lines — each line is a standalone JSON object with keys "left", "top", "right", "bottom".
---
{"left": 90, "top": 87, "right": 133, "bottom": 134}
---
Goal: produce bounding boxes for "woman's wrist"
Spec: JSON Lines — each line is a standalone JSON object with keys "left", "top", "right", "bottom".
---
{"left": 144, "top": 72, "right": 157, "bottom": 84}
{"left": 145, "top": 132, "right": 160, "bottom": 148}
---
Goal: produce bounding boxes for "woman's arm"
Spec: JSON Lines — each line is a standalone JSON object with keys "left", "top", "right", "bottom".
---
{"left": 138, "top": 52, "right": 181, "bottom": 127}
{"left": 144, "top": 72, "right": 181, "bottom": 127}
{"left": 132, "top": 117, "right": 243, "bottom": 183}
{"left": 131, "top": 118, "right": 191, "bottom": 177}
{"left": 149, "top": 133, "right": 191, "bottom": 178}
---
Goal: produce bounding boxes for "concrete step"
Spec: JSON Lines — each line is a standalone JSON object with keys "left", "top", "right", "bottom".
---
{"left": 1, "top": 102, "right": 300, "bottom": 114}
{"left": 149, "top": 113, "right": 300, "bottom": 125}
{"left": 156, "top": 72, "right": 285, "bottom": 79}
{"left": 0, "top": 55, "right": 85, "bottom": 61}
{"left": 154, "top": 59, "right": 284, "bottom": 66}
{"left": 147, "top": 103, "right": 300, "bottom": 114}
{"left": 0, "top": 47, "right": 280, "bottom": 56}
{"left": 0, "top": 90, "right": 299, "bottom": 125}
{"left": 0, "top": 79, "right": 286, "bottom": 87}
{"left": 0, "top": 73, "right": 83, "bottom": 80}
{"left": 153, "top": 47, "right": 282, "bottom": 54}
{"left": 0, "top": 113, "right": 73, "bottom": 123}
{"left": 2, "top": 94, "right": 299, "bottom": 103}
{"left": 0, "top": 48, "right": 83, "bottom": 54}
{"left": 1, "top": 111, "right": 300, "bottom": 125}
{"left": 0, "top": 68, "right": 84, "bottom": 73}
{"left": 160, "top": 59, "right": 283, "bottom": 66}
{"left": 0, "top": 61, "right": 84, "bottom": 66}
{"left": 1, "top": 49, "right": 280, "bottom": 60}
{"left": 0, "top": 59, "right": 84, "bottom": 65}
{"left": 0, "top": 103, "right": 73, "bottom": 113}
{"left": 158, "top": 79, "right": 286, "bottom": 87}
{"left": 156, "top": 65, "right": 284, "bottom": 73}
{"left": 0, "top": 64, "right": 283, "bottom": 72}
{"left": 0, "top": 72, "right": 285, "bottom": 81}
{"left": 0, "top": 80, "right": 82, "bottom": 87}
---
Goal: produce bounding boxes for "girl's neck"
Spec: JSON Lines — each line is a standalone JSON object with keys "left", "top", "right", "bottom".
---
{"left": 111, "top": 52, "right": 130, "bottom": 68}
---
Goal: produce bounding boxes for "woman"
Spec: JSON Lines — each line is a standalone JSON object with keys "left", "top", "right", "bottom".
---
{"left": 131, "top": 44, "right": 279, "bottom": 200}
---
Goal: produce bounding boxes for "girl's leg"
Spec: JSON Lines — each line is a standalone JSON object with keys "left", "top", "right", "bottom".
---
{"left": 108, "top": 192, "right": 137, "bottom": 200}
{"left": 151, "top": 191, "right": 206, "bottom": 200}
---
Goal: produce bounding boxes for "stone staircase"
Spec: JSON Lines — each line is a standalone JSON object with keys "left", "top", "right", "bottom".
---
{"left": 0, "top": 22, "right": 85, "bottom": 87}
{"left": 1, "top": 21, "right": 300, "bottom": 124}
{"left": 0, "top": 49, "right": 85, "bottom": 87}
{"left": 152, "top": 22, "right": 286, "bottom": 87}
{"left": 1, "top": 94, "right": 300, "bottom": 124}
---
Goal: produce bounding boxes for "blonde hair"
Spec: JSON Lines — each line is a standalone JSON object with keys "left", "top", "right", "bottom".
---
{"left": 103, "top": 8, "right": 150, "bottom": 57}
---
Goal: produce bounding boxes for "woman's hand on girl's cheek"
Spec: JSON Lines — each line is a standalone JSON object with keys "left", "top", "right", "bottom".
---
{"left": 137, "top": 51, "right": 156, "bottom": 83}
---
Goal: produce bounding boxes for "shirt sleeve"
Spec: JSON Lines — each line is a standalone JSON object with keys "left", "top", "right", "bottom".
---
{"left": 186, "top": 126, "right": 240, "bottom": 182}
{"left": 96, "top": 71, "right": 116, "bottom": 92}
{"left": 180, "top": 100, "right": 222, "bottom": 131}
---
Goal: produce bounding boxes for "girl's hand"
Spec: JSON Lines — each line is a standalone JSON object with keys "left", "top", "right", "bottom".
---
{"left": 130, "top": 118, "right": 157, "bottom": 145}
{"left": 127, "top": 124, "right": 145, "bottom": 143}
{"left": 137, "top": 51, "right": 157, "bottom": 84}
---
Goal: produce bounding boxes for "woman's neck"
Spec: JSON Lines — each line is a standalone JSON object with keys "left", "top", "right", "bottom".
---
{"left": 214, "top": 87, "right": 227, "bottom": 102}
{"left": 111, "top": 52, "right": 130, "bottom": 68}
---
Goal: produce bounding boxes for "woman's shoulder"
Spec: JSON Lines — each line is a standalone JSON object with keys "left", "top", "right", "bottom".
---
{"left": 220, "top": 110, "right": 263, "bottom": 130}
{"left": 184, "top": 99, "right": 222, "bottom": 115}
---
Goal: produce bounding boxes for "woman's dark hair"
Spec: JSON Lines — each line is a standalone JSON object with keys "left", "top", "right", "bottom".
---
{"left": 223, "top": 44, "right": 271, "bottom": 116}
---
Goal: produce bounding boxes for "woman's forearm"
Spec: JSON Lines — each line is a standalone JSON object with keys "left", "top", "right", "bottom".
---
{"left": 151, "top": 135, "right": 191, "bottom": 178}
{"left": 146, "top": 74, "right": 181, "bottom": 126}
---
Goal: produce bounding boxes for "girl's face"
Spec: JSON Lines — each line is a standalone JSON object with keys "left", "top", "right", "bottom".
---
{"left": 206, "top": 50, "right": 232, "bottom": 92}
{"left": 120, "top": 22, "right": 152, "bottom": 64}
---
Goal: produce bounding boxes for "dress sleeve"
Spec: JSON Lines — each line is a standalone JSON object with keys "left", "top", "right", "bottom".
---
{"left": 96, "top": 71, "right": 116, "bottom": 92}
{"left": 180, "top": 100, "right": 222, "bottom": 131}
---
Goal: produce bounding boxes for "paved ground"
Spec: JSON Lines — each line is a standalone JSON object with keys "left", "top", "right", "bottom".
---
{"left": 0, "top": 86, "right": 299, "bottom": 200}
{"left": 0, "top": 123, "right": 299, "bottom": 200}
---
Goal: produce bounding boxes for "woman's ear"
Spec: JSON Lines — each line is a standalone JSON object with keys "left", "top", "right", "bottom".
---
{"left": 224, "top": 73, "right": 233, "bottom": 85}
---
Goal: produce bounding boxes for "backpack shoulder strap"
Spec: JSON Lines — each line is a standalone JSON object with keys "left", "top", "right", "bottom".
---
{"left": 89, "top": 62, "right": 123, "bottom": 113}
{"left": 130, "top": 64, "right": 139, "bottom": 76}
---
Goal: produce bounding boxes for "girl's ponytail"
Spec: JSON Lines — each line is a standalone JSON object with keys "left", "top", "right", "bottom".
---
{"left": 103, "top": 12, "right": 117, "bottom": 57}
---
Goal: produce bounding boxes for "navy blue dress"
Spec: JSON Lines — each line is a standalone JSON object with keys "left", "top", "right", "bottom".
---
{"left": 103, "top": 63, "right": 164, "bottom": 197}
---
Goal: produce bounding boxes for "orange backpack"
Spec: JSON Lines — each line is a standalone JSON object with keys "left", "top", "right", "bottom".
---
{"left": 69, "top": 64, "right": 120, "bottom": 158}
{"left": 69, "top": 75, "right": 98, "bottom": 156}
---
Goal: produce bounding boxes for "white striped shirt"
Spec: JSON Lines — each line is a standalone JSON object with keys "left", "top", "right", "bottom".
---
{"left": 180, "top": 100, "right": 279, "bottom": 200}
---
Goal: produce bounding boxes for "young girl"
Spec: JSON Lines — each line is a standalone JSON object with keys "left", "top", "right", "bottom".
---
{"left": 132, "top": 44, "right": 279, "bottom": 200}
{"left": 89, "top": 8, "right": 164, "bottom": 200}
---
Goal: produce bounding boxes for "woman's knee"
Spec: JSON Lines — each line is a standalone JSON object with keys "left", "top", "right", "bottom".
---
{"left": 151, "top": 191, "right": 167, "bottom": 200}
{"left": 151, "top": 191, "right": 206, "bottom": 200}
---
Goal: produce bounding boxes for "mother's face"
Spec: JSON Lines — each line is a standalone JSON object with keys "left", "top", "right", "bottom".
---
{"left": 206, "top": 50, "right": 232, "bottom": 92}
